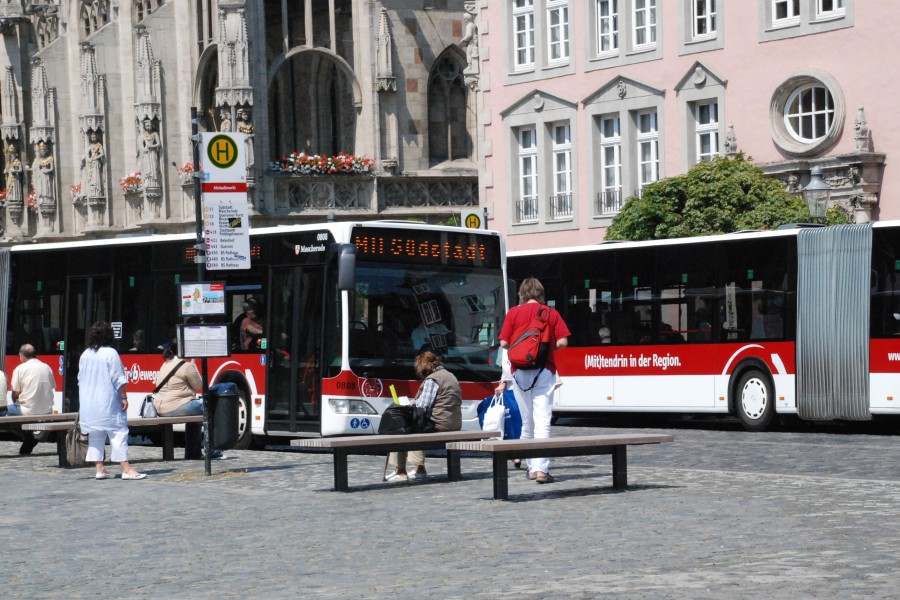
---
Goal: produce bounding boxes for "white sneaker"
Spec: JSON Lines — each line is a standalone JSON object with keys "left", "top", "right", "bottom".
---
{"left": 384, "top": 470, "right": 408, "bottom": 483}
{"left": 408, "top": 470, "right": 427, "bottom": 481}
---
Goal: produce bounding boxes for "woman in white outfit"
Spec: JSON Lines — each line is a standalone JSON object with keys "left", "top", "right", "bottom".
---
{"left": 78, "top": 321, "right": 146, "bottom": 480}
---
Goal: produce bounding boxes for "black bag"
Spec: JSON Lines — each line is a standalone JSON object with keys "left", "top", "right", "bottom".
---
{"left": 378, "top": 405, "right": 416, "bottom": 434}
{"left": 378, "top": 404, "right": 435, "bottom": 435}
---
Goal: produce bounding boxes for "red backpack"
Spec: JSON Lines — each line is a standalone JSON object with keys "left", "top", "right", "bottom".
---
{"left": 507, "top": 305, "right": 552, "bottom": 371}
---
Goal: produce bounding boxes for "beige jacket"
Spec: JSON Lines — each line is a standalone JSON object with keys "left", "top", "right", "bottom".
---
{"left": 152, "top": 358, "right": 202, "bottom": 415}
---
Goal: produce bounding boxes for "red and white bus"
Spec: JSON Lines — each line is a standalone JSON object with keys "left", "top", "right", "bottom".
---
{"left": 507, "top": 222, "right": 900, "bottom": 431}
{"left": 0, "top": 221, "right": 506, "bottom": 446}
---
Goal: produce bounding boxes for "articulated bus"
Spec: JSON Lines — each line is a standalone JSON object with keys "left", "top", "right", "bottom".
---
{"left": 0, "top": 221, "right": 506, "bottom": 446}
{"left": 508, "top": 222, "right": 900, "bottom": 431}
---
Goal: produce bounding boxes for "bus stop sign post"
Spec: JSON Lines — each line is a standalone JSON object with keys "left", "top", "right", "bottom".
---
{"left": 190, "top": 106, "right": 215, "bottom": 476}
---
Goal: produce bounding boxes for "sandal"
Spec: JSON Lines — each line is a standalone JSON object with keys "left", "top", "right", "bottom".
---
{"left": 121, "top": 471, "right": 147, "bottom": 480}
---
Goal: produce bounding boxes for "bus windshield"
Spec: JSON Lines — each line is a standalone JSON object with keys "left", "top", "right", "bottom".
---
{"left": 349, "top": 261, "right": 504, "bottom": 382}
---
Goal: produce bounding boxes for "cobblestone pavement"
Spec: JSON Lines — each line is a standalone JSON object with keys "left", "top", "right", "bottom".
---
{"left": 2, "top": 418, "right": 900, "bottom": 599}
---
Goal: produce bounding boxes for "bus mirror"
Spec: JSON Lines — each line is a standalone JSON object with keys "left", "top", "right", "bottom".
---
{"left": 337, "top": 243, "right": 356, "bottom": 291}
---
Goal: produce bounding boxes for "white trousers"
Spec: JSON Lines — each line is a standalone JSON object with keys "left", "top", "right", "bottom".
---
{"left": 511, "top": 368, "right": 555, "bottom": 474}
{"left": 86, "top": 428, "right": 130, "bottom": 463}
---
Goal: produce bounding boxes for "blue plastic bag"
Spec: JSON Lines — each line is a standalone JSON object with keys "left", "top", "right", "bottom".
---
{"left": 477, "top": 390, "right": 522, "bottom": 440}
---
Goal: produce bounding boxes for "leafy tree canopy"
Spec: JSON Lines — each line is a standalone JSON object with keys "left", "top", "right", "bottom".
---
{"left": 605, "top": 154, "right": 851, "bottom": 241}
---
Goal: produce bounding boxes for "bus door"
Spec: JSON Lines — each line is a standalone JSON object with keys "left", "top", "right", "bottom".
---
{"left": 266, "top": 266, "right": 324, "bottom": 433}
{"left": 63, "top": 276, "right": 112, "bottom": 410}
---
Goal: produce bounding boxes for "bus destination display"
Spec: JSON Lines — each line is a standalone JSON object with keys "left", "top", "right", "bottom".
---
{"left": 352, "top": 227, "right": 500, "bottom": 268}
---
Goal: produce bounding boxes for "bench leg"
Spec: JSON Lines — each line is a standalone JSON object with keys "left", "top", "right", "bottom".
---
{"left": 162, "top": 425, "right": 175, "bottom": 461}
{"left": 493, "top": 454, "right": 509, "bottom": 501}
{"left": 446, "top": 449, "right": 462, "bottom": 481}
{"left": 612, "top": 445, "right": 627, "bottom": 489}
{"left": 57, "top": 433, "right": 69, "bottom": 468}
{"left": 334, "top": 450, "right": 349, "bottom": 492}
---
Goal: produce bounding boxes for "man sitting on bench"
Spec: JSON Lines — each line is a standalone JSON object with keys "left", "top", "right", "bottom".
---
{"left": 7, "top": 343, "right": 56, "bottom": 455}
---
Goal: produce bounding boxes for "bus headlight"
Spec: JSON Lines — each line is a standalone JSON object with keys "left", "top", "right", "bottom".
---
{"left": 328, "top": 398, "right": 378, "bottom": 415}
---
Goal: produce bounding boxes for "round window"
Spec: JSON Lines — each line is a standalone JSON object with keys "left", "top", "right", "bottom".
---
{"left": 769, "top": 70, "right": 844, "bottom": 157}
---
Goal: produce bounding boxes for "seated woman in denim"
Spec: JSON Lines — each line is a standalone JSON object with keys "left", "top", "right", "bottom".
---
{"left": 152, "top": 343, "right": 221, "bottom": 459}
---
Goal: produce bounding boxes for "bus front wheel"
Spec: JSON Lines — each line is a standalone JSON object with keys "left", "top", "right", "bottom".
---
{"left": 735, "top": 369, "right": 775, "bottom": 432}
{"left": 232, "top": 388, "right": 253, "bottom": 450}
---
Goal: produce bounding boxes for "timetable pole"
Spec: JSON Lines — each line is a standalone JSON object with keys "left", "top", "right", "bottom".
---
{"left": 191, "top": 106, "right": 212, "bottom": 476}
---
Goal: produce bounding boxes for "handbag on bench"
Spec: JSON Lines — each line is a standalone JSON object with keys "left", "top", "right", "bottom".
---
{"left": 141, "top": 360, "right": 186, "bottom": 418}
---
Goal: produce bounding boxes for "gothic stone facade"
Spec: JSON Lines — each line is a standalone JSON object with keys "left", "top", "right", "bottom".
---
{"left": 0, "top": 0, "right": 482, "bottom": 243}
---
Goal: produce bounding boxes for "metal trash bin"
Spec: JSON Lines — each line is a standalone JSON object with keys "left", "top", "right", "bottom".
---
{"left": 207, "top": 382, "right": 239, "bottom": 450}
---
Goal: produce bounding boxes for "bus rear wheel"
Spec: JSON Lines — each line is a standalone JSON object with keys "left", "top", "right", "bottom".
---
{"left": 735, "top": 369, "right": 775, "bottom": 432}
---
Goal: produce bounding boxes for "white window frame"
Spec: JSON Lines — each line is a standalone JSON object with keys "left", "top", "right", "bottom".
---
{"left": 547, "top": 0, "right": 570, "bottom": 64}
{"left": 597, "top": 0, "right": 620, "bottom": 55}
{"left": 513, "top": 0, "right": 536, "bottom": 71}
{"left": 517, "top": 127, "right": 539, "bottom": 222}
{"left": 783, "top": 84, "right": 835, "bottom": 144}
{"left": 551, "top": 122, "right": 573, "bottom": 219}
{"left": 633, "top": 0, "right": 657, "bottom": 49}
{"left": 772, "top": 0, "right": 800, "bottom": 27}
{"left": 816, "top": 0, "right": 845, "bottom": 19}
{"left": 692, "top": 0, "right": 716, "bottom": 41}
{"left": 636, "top": 109, "right": 659, "bottom": 188}
{"left": 695, "top": 101, "right": 719, "bottom": 163}
{"left": 600, "top": 116, "right": 623, "bottom": 213}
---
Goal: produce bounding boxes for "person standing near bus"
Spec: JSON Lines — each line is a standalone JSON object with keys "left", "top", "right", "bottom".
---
{"left": 78, "top": 321, "right": 146, "bottom": 480}
{"left": 8, "top": 343, "right": 55, "bottom": 455}
{"left": 498, "top": 278, "right": 571, "bottom": 484}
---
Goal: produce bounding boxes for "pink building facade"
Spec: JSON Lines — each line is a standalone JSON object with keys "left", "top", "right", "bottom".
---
{"left": 476, "top": 0, "right": 894, "bottom": 252}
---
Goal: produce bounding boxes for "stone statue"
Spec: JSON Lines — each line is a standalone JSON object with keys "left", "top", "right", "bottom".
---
{"left": 237, "top": 107, "right": 254, "bottom": 172}
{"left": 460, "top": 12, "right": 479, "bottom": 74}
{"left": 219, "top": 108, "right": 232, "bottom": 133}
{"left": 82, "top": 130, "right": 105, "bottom": 199}
{"left": 139, "top": 118, "right": 161, "bottom": 189}
{"left": 5, "top": 141, "right": 23, "bottom": 206}
{"left": 32, "top": 141, "right": 55, "bottom": 207}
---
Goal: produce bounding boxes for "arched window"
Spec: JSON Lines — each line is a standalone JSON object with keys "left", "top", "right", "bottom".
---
{"left": 80, "top": 0, "right": 111, "bottom": 37}
{"left": 428, "top": 52, "right": 471, "bottom": 165}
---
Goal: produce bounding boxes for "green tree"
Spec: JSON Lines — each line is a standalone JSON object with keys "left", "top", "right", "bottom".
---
{"left": 605, "top": 154, "right": 851, "bottom": 241}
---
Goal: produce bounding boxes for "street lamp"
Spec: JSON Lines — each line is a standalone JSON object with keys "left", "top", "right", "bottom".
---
{"left": 803, "top": 165, "right": 831, "bottom": 223}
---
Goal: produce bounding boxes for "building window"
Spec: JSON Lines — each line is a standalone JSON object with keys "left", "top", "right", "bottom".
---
{"left": 636, "top": 110, "right": 659, "bottom": 188}
{"left": 772, "top": 0, "right": 800, "bottom": 27}
{"left": 513, "top": 0, "right": 536, "bottom": 71}
{"left": 547, "top": 0, "right": 570, "bottom": 64}
{"left": 599, "top": 116, "right": 623, "bottom": 214}
{"left": 816, "top": 0, "right": 845, "bottom": 19}
{"left": 769, "top": 70, "right": 844, "bottom": 157}
{"left": 783, "top": 84, "right": 834, "bottom": 144}
{"left": 597, "top": 0, "right": 620, "bottom": 55}
{"left": 633, "top": 0, "right": 657, "bottom": 48}
{"left": 428, "top": 54, "right": 471, "bottom": 164}
{"left": 692, "top": 0, "right": 716, "bottom": 40}
{"left": 551, "top": 123, "right": 573, "bottom": 220}
{"left": 517, "top": 127, "right": 539, "bottom": 223}
{"left": 695, "top": 101, "right": 719, "bottom": 162}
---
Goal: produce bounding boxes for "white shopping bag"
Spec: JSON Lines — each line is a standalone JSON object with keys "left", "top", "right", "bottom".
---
{"left": 482, "top": 395, "right": 506, "bottom": 438}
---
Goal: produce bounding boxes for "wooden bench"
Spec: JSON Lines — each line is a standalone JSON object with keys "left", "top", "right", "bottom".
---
{"left": 0, "top": 412, "right": 78, "bottom": 429}
{"left": 290, "top": 430, "right": 502, "bottom": 492}
{"left": 446, "top": 433, "right": 675, "bottom": 500}
{"left": 23, "top": 415, "right": 205, "bottom": 468}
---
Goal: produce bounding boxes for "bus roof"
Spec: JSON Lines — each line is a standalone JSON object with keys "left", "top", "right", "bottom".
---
{"left": 507, "top": 220, "right": 900, "bottom": 258}
{"left": 7, "top": 220, "right": 501, "bottom": 254}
